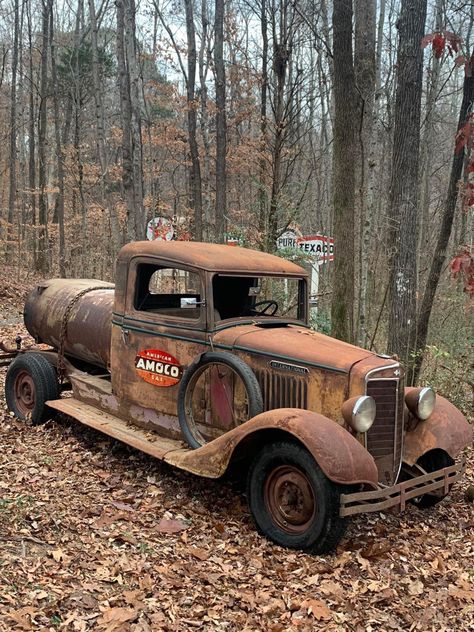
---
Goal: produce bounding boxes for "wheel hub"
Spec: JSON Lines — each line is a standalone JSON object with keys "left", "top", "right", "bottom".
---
{"left": 264, "top": 465, "right": 316, "bottom": 534}
{"left": 14, "top": 370, "right": 36, "bottom": 416}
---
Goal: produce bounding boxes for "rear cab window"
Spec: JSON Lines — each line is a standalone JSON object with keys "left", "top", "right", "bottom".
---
{"left": 134, "top": 263, "right": 203, "bottom": 320}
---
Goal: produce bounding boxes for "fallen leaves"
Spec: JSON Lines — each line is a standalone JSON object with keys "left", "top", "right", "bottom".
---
{"left": 300, "top": 598, "right": 331, "bottom": 621}
{"left": 449, "top": 585, "right": 474, "bottom": 602}
{"left": 97, "top": 606, "right": 139, "bottom": 626}
{"left": 109, "top": 500, "right": 136, "bottom": 512}
{"left": 155, "top": 517, "right": 189, "bottom": 534}
{"left": 0, "top": 322, "right": 473, "bottom": 630}
{"left": 51, "top": 548, "right": 65, "bottom": 562}
{"left": 407, "top": 579, "right": 424, "bottom": 596}
{"left": 186, "top": 546, "right": 210, "bottom": 560}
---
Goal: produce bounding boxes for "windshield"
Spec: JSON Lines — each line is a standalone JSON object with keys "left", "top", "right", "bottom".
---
{"left": 212, "top": 274, "right": 306, "bottom": 322}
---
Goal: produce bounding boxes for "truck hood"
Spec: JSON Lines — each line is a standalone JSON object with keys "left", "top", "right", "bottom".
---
{"left": 212, "top": 324, "right": 374, "bottom": 373}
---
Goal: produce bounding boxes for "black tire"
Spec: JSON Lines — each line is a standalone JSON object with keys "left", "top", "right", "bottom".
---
{"left": 411, "top": 449, "right": 455, "bottom": 509}
{"left": 5, "top": 353, "right": 59, "bottom": 425}
{"left": 247, "top": 440, "right": 349, "bottom": 554}
{"left": 178, "top": 352, "right": 263, "bottom": 449}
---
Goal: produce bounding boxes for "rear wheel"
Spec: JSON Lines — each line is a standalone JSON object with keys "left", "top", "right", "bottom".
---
{"left": 412, "top": 449, "right": 455, "bottom": 509}
{"left": 5, "top": 353, "right": 59, "bottom": 425}
{"left": 247, "top": 441, "right": 348, "bottom": 553}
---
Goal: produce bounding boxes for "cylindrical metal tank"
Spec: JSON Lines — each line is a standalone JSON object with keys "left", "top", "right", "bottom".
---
{"left": 24, "top": 279, "right": 115, "bottom": 369}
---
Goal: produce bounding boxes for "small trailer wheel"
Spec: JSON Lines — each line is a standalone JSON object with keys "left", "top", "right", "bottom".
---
{"left": 247, "top": 440, "right": 349, "bottom": 554}
{"left": 5, "top": 353, "right": 59, "bottom": 425}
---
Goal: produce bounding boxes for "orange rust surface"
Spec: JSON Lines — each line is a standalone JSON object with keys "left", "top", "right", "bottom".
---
{"left": 214, "top": 324, "right": 374, "bottom": 373}
{"left": 118, "top": 241, "right": 308, "bottom": 276}
{"left": 24, "top": 279, "right": 114, "bottom": 368}
{"left": 340, "top": 458, "right": 466, "bottom": 516}
{"left": 22, "top": 242, "right": 472, "bottom": 496}
{"left": 47, "top": 397, "right": 184, "bottom": 460}
{"left": 403, "top": 390, "right": 473, "bottom": 465}
{"left": 165, "top": 408, "right": 379, "bottom": 486}
{"left": 349, "top": 355, "right": 403, "bottom": 399}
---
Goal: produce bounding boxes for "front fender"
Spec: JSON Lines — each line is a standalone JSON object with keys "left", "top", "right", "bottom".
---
{"left": 403, "top": 390, "right": 473, "bottom": 466}
{"left": 165, "top": 408, "right": 379, "bottom": 487}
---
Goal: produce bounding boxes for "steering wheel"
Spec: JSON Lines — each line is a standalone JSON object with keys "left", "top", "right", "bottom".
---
{"left": 249, "top": 300, "right": 279, "bottom": 316}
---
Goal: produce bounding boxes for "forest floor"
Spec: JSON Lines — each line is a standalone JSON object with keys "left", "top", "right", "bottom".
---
{"left": 0, "top": 278, "right": 473, "bottom": 631}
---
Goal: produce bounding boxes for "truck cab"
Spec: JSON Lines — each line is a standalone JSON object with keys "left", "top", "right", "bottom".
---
{"left": 3, "top": 241, "right": 472, "bottom": 553}
{"left": 111, "top": 242, "right": 309, "bottom": 442}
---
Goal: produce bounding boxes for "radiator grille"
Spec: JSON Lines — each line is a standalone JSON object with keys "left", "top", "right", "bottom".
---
{"left": 256, "top": 370, "right": 308, "bottom": 411}
{"left": 366, "top": 379, "right": 403, "bottom": 485}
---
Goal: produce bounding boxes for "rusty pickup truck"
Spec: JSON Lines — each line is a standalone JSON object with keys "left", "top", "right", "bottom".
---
{"left": 3, "top": 242, "right": 472, "bottom": 553}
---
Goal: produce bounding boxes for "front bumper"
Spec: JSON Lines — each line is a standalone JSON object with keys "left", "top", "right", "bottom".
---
{"left": 339, "top": 456, "right": 466, "bottom": 517}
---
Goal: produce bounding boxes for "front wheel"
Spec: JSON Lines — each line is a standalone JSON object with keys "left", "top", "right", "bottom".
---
{"left": 411, "top": 449, "right": 455, "bottom": 509}
{"left": 247, "top": 441, "right": 349, "bottom": 553}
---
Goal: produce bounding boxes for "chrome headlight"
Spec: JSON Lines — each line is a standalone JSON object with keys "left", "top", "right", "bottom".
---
{"left": 342, "top": 395, "right": 376, "bottom": 433}
{"left": 415, "top": 387, "right": 436, "bottom": 420}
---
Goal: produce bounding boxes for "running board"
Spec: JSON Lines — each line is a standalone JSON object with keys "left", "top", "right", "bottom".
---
{"left": 47, "top": 397, "right": 295, "bottom": 480}
{"left": 47, "top": 397, "right": 187, "bottom": 461}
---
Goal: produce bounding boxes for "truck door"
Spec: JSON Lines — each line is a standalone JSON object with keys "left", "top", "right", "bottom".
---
{"left": 112, "top": 256, "right": 208, "bottom": 435}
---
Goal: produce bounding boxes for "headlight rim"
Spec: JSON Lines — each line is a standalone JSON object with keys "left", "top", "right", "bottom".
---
{"left": 351, "top": 395, "right": 376, "bottom": 433}
{"left": 416, "top": 386, "right": 436, "bottom": 420}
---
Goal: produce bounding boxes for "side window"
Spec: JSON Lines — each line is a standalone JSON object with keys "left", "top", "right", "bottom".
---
{"left": 134, "top": 264, "right": 202, "bottom": 319}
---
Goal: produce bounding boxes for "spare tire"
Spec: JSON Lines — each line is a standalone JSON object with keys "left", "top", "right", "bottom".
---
{"left": 177, "top": 352, "right": 263, "bottom": 449}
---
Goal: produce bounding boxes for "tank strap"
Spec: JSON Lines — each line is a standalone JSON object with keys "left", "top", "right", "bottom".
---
{"left": 57, "top": 286, "right": 113, "bottom": 382}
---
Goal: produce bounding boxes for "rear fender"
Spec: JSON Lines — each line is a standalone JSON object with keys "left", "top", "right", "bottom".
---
{"left": 165, "top": 408, "right": 379, "bottom": 488}
{"left": 403, "top": 390, "right": 473, "bottom": 466}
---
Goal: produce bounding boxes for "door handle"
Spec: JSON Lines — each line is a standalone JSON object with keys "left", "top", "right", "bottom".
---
{"left": 122, "top": 328, "right": 130, "bottom": 344}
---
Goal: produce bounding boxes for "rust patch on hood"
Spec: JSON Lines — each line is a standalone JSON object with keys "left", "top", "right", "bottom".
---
{"left": 213, "top": 324, "right": 374, "bottom": 373}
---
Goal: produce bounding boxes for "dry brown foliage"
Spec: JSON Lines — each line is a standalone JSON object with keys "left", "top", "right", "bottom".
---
{"left": 0, "top": 305, "right": 473, "bottom": 631}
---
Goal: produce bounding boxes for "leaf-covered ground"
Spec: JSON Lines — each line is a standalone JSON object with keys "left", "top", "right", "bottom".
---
{"left": 0, "top": 319, "right": 473, "bottom": 631}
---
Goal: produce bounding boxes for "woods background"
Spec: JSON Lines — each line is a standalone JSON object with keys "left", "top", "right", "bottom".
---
{"left": 0, "top": 0, "right": 472, "bottom": 405}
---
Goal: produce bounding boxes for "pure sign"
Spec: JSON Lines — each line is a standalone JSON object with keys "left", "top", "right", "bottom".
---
{"left": 277, "top": 231, "right": 334, "bottom": 265}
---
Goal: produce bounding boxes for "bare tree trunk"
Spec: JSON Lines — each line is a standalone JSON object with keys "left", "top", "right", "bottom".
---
{"left": 331, "top": 0, "right": 356, "bottom": 343}
{"left": 414, "top": 51, "right": 474, "bottom": 383}
{"left": 116, "top": 0, "right": 144, "bottom": 241}
{"left": 364, "top": 0, "right": 385, "bottom": 335}
{"left": 198, "top": 0, "right": 211, "bottom": 238}
{"left": 49, "top": 6, "right": 66, "bottom": 277}
{"left": 7, "top": 0, "right": 19, "bottom": 262}
{"left": 17, "top": 0, "right": 25, "bottom": 249}
{"left": 37, "top": 0, "right": 52, "bottom": 274}
{"left": 354, "top": 0, "right": 376, "bottom": 347}
{"left": 258, "top": 0, "right": 268, "bottom": 240}
{"left": 70, "top": 0, "right": 86, "bottom": 274}
{"left": 418, "top": 0, "right": 443, "bottom": 287}
{"left": 387, "top": 0, "right": 427, "bottom": 378}
{"left": 267, "top": 0, "right": 293, "bottom": 252}
{"left": 117, "top": 0, "right": 133, "bottom": 241}
{"left": 214, "top": 0, "right": 227, "bottom": 242}
{"left": 184, "top": 0, "right": 203, "bottom": 240}
{"left": 124, "top": 0, "right": 145, "bottom": 239}
{"left": 27, "top": 1, "right": 36, "bottom": 268}
{"left": 88, "top": 0, "right": 120, "bottom": 253}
